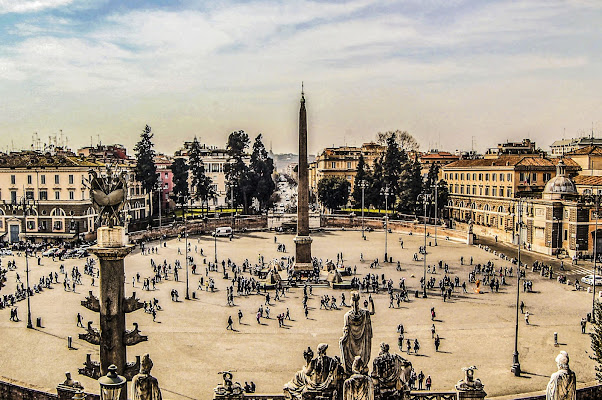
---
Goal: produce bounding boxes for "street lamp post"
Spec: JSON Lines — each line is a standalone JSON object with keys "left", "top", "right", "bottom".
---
{"left": 511, "top": 199, "right": 523, "bottom": 376}
{"left": 15, "top": 193, "right": 37, "bottom": 330}
{"left": 433, "top": 182, "right": 438, "bottom": 246}
{"left": 420, "top": 192, "right": 430, "bottom": 298}
{"left": 553, "top": 216, "right": 561, "bottom": 258}
{"left": 184, "top": 197, "right": 190, "bottom": 300}
{"left": 214, "top": 227, "right": 218, "bottom": 265}
{"left": 380, "top": 186, "right": 391, "bottom": 262}
{"left": 360, "top": 180, "right": 368, "bottom": 240}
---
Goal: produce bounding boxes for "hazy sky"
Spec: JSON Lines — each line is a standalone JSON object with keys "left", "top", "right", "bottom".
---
{"left": 0, "top": 0, "right": 600, "bottom": 155}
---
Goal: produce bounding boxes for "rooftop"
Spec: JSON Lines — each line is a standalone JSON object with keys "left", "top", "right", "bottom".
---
{"left": 0, "top": 151, "right": 104, "bottom": 168}
{"left": 444, "top": 155, "right": 580, "bottom": 169}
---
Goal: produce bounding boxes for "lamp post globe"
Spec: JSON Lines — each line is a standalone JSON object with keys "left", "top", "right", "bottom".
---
{"left": 98, "top": 365, "right": 126, "bottom": 400}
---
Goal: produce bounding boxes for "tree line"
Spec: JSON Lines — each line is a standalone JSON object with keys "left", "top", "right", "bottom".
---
{"left": 317, "top": 130, "right": 449, "bottom": 218}
{"left": 133, "top": 125, "right": 275, "bottom": 222}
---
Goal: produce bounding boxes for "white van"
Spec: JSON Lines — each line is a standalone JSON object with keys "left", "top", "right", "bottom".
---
{"left": 212, "top": 227, "right": 233, "bottom": 237}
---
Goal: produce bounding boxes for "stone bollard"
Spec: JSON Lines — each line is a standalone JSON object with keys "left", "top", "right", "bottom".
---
{"left": 67, "top": 336, "right": 73, "bottom": 349}
{"left": 36, "top": 317, "right": 42, "bottom": 328}
{"left": 554, "top": 332, "right": 558, "bottom": 346}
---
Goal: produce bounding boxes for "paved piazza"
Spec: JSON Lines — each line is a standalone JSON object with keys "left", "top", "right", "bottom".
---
{"left": 0, "top": 230, "right": 595, "bottom": 398}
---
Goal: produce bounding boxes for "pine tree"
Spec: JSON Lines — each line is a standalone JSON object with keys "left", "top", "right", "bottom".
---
{"left": 171, "top": 158, "right": 189, "bottom": 205}
{"left": 591, "top": 300, "right": 602, "bottom": 381}
{"left": 250, "top": 134, "right": 275, "bottom": 211}
{"left": 383, "top": 135, "right": 404, "bottom": 199}
{"left": 224, "top": 130, "right": 253, "bottom": 214}
{"left": 189, "top": 137, "right": 214, "bottom": 214}
{"left": 352, "top": 153, "right": 371, "bottom": 208}
{"left": 398, "top": 158, "right": 423, "bottom": 215}
{"left": 134, "top": 124, "right": 158, "bottom": 226}
{"left": 367, "top": 156, "right": 384, "bottom": 209}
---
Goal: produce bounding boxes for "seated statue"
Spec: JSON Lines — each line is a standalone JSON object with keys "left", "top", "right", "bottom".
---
{"left": 131, "top": 354, "right": 162, "bottom": 400}
{"left": 284, "top": 343, "right": 342, "bottom": 400}
{"left": 371, "top": 343, "right": 412, "bottom": 400}
{"left": 62, "top": 371, "right": 83, "bottom": 389}
{"left": 343, "top": 356, "right": 374, "bottom": 400}
{"left": 214, "top": 371, "right": 243, "bottom": 399}
{"left": 546, "top": 352, "right": 576, "bottom": 400}
{"left": 455, "top": 366, "right": 484, "bottom": 392}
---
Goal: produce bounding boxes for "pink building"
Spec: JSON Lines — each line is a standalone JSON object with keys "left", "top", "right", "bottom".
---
{"left": 155, "top": 154, "right": 173, "bottom": 212}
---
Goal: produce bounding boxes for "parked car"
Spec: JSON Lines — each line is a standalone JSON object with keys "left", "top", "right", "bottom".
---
{"left": 42, "top": 248, "right": 59, "bottom": 257}
{"left": 581, "top": 275, "right": 602, "bottom": 286}
{"left": 212, "top": 227, "right": 233, "bottom": 237}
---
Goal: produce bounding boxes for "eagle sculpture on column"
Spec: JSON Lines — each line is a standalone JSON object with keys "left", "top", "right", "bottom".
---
{"left": 89, "top": 166, "right": 128, "bottom": 228}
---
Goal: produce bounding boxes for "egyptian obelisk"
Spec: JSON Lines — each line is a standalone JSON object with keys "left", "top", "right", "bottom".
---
{"left": 294, "top": 84, "right": 313, "bottom": 273}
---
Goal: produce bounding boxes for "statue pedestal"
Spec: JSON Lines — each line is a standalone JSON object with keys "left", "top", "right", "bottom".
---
{"left": 88, "top": 227, "right": 134, "bottom": 400}
{"left": 457, "top": 389, "right": 487, "bottom": 400}
{"left": 467, "top": 233, "right": 474, "bottom": 245}
{"left": 97, "top": 226, "right": 127, "bottom": 247}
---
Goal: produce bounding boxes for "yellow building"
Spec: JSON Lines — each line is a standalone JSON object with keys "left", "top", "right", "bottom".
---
{"left": 0, "top": 151, "right": 148, "bottom": 243}
{"left": 308, "top": 142, "right": 386, "bottom": 196}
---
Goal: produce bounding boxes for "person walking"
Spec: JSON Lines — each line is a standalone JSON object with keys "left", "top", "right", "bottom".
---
{"left": 431, "top": 324, "right": 436, "bottom": 339}
{"left": 77, "top": 313, "right": 84, "bottom": 328}
{"left": 525, "top": 311, "right": 530, "bottom": 325}
{"left": 581, "top": 317, "right": 587, "bottom": 334}
{"left": 227, "top": 316, "right": 233, "bottom": 330}
{"left": 414, "top": 339, "right": 420, "bottom": 354}
{"left": 434, "top": 335, "right": 440, "bottom": 352}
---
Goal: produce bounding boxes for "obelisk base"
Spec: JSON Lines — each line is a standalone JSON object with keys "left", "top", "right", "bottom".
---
{"left": 294, "top": 235, "right": 313, "bottom": 272}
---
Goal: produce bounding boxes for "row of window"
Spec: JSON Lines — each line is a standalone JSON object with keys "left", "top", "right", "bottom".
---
{"left": 330, "top": 161, "right": 354, "bottom": 169}
{"left": 445, "top": 172, "right": 513, "bottom": 182}
{"left": 1, "top": 189, "right": 84, "bottom": 202}
{"left": 10, "top": 174, "right": 83, "bottom": 186}
{"left": 450, "top": 184, "right": 513, "bottom": 198}
{"left": 445, "top": 171, "right": 553, "bottom": 184}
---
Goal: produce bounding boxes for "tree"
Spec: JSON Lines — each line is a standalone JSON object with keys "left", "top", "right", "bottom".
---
{"left": 134, "top": 124, "right": 158, "bottom": 225}
{"left": 352, "top": 153, "right": 371, "bottom": 208}
{"left": 171, "top": 158, "right": 189, "bottom": 205}
{"left": 189, "top": 137, "right": 214, "bottom": 214}
{"left": 367, "top": 155, "right": 384, "bottom": 209}
{"left": 436, "top": 179, "right": 449, "bottom": 219}
{"left": 398, "top": 158, "right": 423, "bottom": 216}
{"left": 250, "top": 134, "right": 276, "bottom": 211}
{"left": 318, "top": 176, "right": 350, "bottom": 212}
{"left": 426, "top": 163, "right": 440, "bottom": 189}
{"left": 224, "top": 130, "right": 254, "bottom": 214}
{"left": 383, "top": 134, "right": 405, "bottom": 202}
{"left": 591, "top": 300, "right": 602, "bottom": 381}
{"left": 377, "top": 130, "right": 420, "bottom": 152}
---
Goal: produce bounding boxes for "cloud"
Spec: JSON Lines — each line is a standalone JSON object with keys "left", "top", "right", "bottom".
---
{"left": 0, "top": 0, "right": 75, "bottom": 14}
{"left": 0, "top": 0, "right": 601, "bottom": 153}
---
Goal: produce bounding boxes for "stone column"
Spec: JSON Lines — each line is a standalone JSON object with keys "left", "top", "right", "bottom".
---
{"left": 294, "top": 88, "right": 313, "bottom": 273}
{"left": 89, "top": 227, "right": 133, "bottom": 400}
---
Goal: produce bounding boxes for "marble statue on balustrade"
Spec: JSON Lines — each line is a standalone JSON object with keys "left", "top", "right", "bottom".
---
{"left": 546, "top": 351, "right": 576, "bottom": 400}
{"left": 340, "top": 292, "right": 373, "bottom": 376}
{"left": 343, "top": 356, "right": 374, "bottom": 400}
{"left": 371, "top": 343, "right": 412, "bottom": 400}
{"left": 283, "top": 343, "right": 343, "bottom": 400}
{"left": 455, "top": 366, "right": 484, "bottom": 392}
{"left": 131, "top": 354, "right": 162, "bottom": 400}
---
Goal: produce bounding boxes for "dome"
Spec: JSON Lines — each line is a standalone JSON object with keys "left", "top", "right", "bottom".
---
{"left": 544, "top": 176, "right": 576, "bottom": 194}
{"left": 543, "top": 159, "right": 577, "bottom": 200}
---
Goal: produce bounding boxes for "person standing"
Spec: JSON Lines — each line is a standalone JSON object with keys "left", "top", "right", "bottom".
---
{"left": 525, "top": 312, "right": 530, "bottom": 325}
{"left": 425, "top": 375, "right": 432, "bottom": 390}
{"left": 238, "top": 309, "right": 243, "bottom": 324}
{"left": 434, "top": 335, "right": 440, "bottom": 352}
{"left": 581, "top": 318, "right": 586, "bottom": 334}
{"left": 418, "top": 371, "right": 424, "bottom": 390}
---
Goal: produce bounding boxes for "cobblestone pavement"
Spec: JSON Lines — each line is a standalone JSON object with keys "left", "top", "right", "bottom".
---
{"left": 0, "top": 230, "right": 595, "bottom": 399}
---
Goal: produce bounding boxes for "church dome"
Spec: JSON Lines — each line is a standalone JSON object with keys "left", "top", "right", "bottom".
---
{"left": 543, "top": 159, "right": 577, "bottom": 199}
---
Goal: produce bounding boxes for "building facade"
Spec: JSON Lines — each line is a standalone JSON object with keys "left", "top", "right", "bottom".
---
{"left": 308, "top": 142, "right": 386, "bottom": 196}
{"left": 550, "top": 137, "right": 602, "bottom": 156}
{"left": 443, "top": 155, "right": 592, "bottom": 257}
{"left": 0, "top": 151, "right": 148, "bottom": 243}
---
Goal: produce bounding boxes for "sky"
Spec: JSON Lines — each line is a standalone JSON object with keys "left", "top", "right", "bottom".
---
{"left": 0, "top": 0, "right": 601, "bottom": 156}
